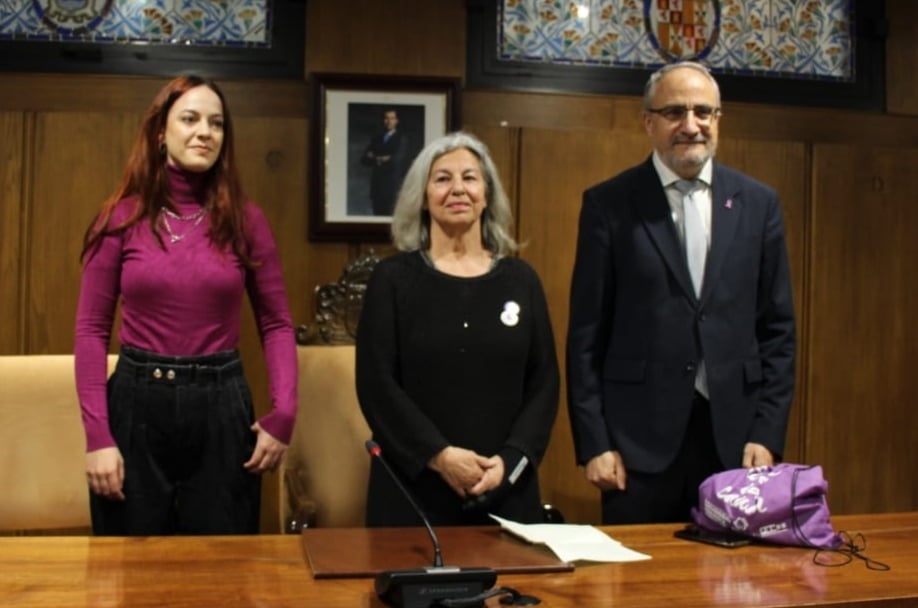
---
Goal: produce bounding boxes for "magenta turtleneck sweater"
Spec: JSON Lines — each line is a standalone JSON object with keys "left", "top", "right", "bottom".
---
{"left": 75, "top": 165, "right": 298, "bottom": 452}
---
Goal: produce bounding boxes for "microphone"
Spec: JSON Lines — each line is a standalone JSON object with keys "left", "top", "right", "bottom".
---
{"left": 366, "top": 439, "right": 445, "bottom": 567}
{"left": 364, "top": 439, "right": 498, "bottom": 608}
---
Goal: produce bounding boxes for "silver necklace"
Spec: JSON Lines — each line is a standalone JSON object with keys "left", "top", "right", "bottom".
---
{"left": 163, "top": 206, "right": 207, "bottom": 222}
{"left": 160, "top": 208, "right": 206, "bottom": 243}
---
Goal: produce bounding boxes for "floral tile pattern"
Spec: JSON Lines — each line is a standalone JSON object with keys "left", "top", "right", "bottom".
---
{"left": 499, "top": 0, "right": 854, "bottom": 81}
{"left": 0, "top": 0, "right": 270, "bottom": 46}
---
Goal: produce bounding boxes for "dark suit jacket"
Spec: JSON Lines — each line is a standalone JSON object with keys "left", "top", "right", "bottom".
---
{"left": 566, "top": 156, "right": 796, "bottom": 474}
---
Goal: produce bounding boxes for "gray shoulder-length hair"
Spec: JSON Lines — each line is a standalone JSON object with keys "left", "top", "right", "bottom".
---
{"left": 390, "top": 131, "right": 518, "bottom": 257}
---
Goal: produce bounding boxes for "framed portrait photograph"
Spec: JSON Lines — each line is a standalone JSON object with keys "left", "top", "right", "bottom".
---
{"left": 309, "top": 73, "right": 460, "bottom": 241}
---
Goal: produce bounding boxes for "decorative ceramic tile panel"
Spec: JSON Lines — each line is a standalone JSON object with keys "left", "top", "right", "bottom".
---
{"left": 0, "top": 0, "right": 270, "bottom": 46}
{"left": 499, "top": 0, "right": 854, "bottom": 81}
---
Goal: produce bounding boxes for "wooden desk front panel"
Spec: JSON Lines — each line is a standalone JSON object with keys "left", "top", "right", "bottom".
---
{"left": 2, "top": 513, "right": 916, "bottom": 608}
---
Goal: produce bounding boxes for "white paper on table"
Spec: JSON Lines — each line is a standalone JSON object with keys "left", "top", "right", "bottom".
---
{"left": 489, "top": 514, "right": 652, "bottom": 563}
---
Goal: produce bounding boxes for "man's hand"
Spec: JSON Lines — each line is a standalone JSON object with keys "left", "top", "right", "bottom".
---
{"left": 742, "top": 442, "right": 774, "bottom": 468}
{"left": 585, "top": 450, "right": 626, "bottom": 491}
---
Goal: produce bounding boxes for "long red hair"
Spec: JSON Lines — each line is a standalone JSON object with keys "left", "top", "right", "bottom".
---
{"left": 81, "top": 75, "right": 253, "bottom": 266}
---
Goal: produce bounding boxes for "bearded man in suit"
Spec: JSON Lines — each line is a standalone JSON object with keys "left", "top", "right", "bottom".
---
{"left": 566, "top": 62, "right": 796, "bottom": 524}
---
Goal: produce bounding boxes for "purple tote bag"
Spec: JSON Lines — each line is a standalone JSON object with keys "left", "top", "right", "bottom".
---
{"left": 692, "top": 463, "right": 843, "bottom": 548}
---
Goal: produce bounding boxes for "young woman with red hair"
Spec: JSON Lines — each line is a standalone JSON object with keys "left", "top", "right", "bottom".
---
{"left": 75, "top": 75, "right": 297, "bottom": 535}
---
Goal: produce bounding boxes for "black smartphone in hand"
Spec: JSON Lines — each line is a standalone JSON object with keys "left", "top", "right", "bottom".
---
{"left": 674, "top": 524, "right": 753, "bottom": 548}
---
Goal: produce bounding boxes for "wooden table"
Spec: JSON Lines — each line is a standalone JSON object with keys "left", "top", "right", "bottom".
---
{"left": 302, "top": 525, "right": 575, "bottom": 577}
{"left": 2, "top": 512, "right": 917, "bottom": 607}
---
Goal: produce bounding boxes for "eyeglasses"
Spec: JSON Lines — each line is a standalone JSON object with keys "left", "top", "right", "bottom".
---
{"left": 646, "top": 104, "right": 721, "bottom": 122}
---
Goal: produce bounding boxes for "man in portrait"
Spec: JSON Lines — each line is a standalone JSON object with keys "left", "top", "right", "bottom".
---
{"left": 360, "top": 108, "right": 409, "bottom": 216}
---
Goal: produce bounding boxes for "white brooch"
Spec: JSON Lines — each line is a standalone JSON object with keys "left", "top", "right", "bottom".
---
{"left": 500, "top": 301, "right": 521, "bottom": 327}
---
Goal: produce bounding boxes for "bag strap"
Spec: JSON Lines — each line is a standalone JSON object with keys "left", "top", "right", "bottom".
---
{"left": 813, "top": 532, "right": 891, "bottom": 570}
{"left": 790, "top": 466, "right": 890, "bottom": 570}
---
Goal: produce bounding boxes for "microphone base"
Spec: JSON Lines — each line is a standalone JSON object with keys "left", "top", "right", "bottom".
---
{"left": 375, "top": 566, "right": 498, "bottom": 608}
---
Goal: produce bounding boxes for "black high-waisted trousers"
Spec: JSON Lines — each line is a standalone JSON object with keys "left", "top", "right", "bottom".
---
{"left": 90, "top": 346, "right": 260, "bottom": 535}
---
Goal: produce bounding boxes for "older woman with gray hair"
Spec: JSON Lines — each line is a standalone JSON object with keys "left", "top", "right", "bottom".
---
{"left": 356, "top": 131, "right": 559, "bottom": 526}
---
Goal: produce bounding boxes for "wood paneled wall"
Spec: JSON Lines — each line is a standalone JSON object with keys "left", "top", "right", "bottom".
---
{"left": 0, "top": 113, "right": 25, "bottom": 351}
{"left": 807, "top": 144, "right": 918, "bottom": 513}
{"left": 1, "top": 0, "right": 916, "bottom": 531}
